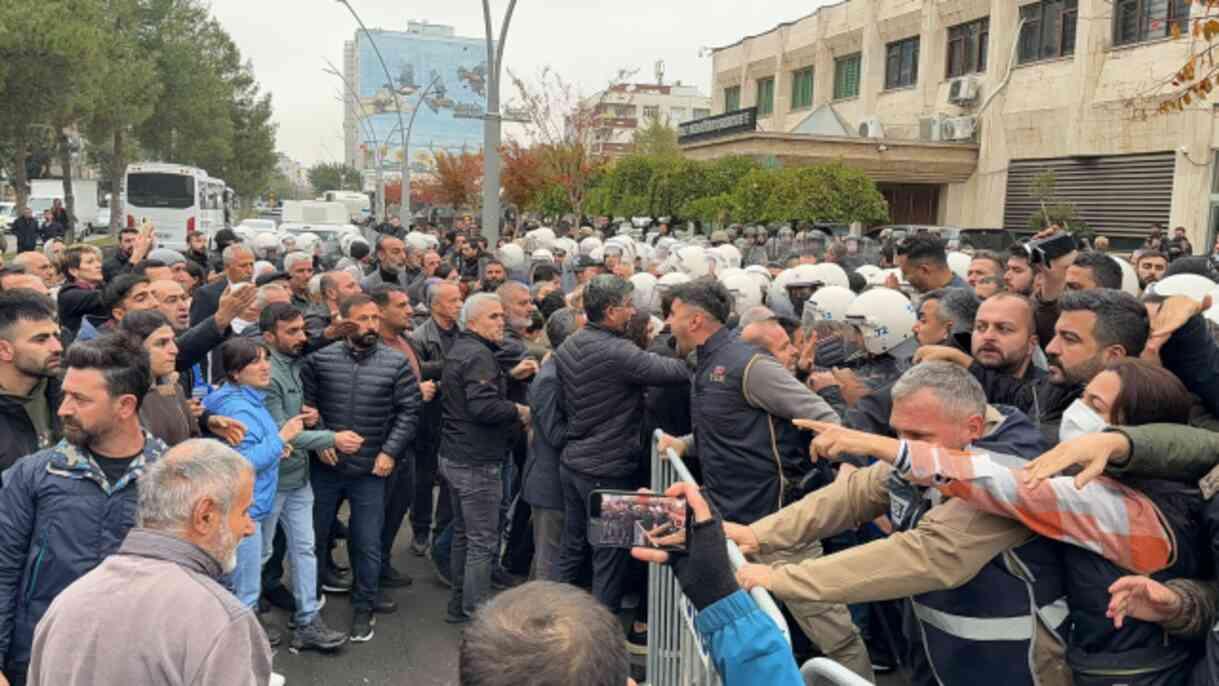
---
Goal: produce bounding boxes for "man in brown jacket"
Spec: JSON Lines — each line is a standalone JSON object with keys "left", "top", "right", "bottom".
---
{"left": 26, "top": 439, "right": 275, "bottom": 686}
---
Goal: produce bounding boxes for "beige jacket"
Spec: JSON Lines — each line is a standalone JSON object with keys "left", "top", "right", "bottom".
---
{"left": 749, "top": 461, "right": 1070, "bottom": 686}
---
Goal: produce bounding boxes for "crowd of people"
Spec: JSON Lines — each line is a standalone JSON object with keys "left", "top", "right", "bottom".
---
{"left": 1, "top": 212, "right": 1219, "bottom": 686}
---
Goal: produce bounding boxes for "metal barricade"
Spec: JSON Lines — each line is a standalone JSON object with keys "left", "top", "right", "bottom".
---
{"left": 646, "top": 431, "right": 791, "bottom": 686}
{"left": 800, "top": 658, "right": 874, "bottom": 686}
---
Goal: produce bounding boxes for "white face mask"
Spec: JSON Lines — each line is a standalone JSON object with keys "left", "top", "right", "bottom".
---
{"left": 1059, "top": 398, "right": 1108, "bottom": 443}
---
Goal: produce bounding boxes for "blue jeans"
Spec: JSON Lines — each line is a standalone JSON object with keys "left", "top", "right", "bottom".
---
{"left": 311, "top": 463, "right": 387, "bottom": 612}
{"left": 234, "top": 519, "right": 265, "bottom": 609}
{"left": 440, "top": 458, "right": 503, "bottom": 616}
{"left": 262, "top": 483, "right": 320, "bottom": 626}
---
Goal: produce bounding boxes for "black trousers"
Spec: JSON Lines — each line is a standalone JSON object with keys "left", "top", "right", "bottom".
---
{"left": 381, "top": 453, "right": 416, "bottom": 565}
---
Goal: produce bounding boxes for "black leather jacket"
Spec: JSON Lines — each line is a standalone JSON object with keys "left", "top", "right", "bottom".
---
{"left": 301, "top": 340, "right": 421, "bottom": 476}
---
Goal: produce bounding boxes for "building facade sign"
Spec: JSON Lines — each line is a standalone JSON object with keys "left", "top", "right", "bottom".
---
{"left": 678, "top": 107, "right": 757, "bottom": 144}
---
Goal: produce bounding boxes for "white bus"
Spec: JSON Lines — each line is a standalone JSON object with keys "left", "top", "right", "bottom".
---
{"left": 124, "top": 162, "right": 230, "bottom": 250}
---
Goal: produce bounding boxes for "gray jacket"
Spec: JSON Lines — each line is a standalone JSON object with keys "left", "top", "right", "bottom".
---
{"left": 27, "top": 529, "right": 272, "bottom": 686}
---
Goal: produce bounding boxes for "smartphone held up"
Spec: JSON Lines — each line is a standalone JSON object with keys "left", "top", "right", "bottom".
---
{"left": 588, "top": 490, "right": 690, "bottom": 552}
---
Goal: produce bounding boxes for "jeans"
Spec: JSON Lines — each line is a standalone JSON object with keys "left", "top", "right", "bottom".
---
{"left": 311, "top": 462, "right": 387, "bottom": 612}
{"left": 531, "top": 507, "right": 564, "bottom": 581}
{"left": 262, "top": 483, "right": 321, "bottom": 626}
{"left": 411, "top": 442, "right": 439, "bottom": 538}
{"left": 381, "top": 453, "right": 415, "bottom": 568}
{"left": 234, "top": 518, "right": 266, "bottom": 609}
{"left": 441, "top": 458, "right": 503, "bottom": 616}
{"left": 557, "top": 464, "right": 635, "bottom": 611}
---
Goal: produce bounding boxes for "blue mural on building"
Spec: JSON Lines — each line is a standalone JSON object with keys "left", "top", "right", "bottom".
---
{"left": 356, "top": 30, "right": 490, "bottom": 171}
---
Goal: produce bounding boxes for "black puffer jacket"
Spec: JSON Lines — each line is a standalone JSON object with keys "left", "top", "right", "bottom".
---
{"left": 302, "top": 340, "right": 420, "bottom": 476}
{"left": 439, "top": 332, "right": 519, "bottom": 465}
{"left": 555, "top": 323, "right": 689, "bottom": 478}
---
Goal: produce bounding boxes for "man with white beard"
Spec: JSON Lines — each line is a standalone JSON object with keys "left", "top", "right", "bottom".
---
{"left": 26, "top": 440, "right": 274, "bottom": 686}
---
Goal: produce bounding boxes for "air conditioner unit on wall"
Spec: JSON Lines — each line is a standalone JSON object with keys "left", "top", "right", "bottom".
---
{"left": 941, "top": 115, "right": 978, "bottom": 141}
{"left": 948, "top": 75, "right": 981, "bottom": 105}
{"left": 858, "top": 116, "right": 885, "bottom": 139}
{"left": 919, "top": 114, "right": 946, "bottom": 142}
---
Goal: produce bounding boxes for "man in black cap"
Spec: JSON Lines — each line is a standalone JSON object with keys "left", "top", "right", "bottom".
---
{"left": 575, "top": 256, "right": 603, "bottom": 287}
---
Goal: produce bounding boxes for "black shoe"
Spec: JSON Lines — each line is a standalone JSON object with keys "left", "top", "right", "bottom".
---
{"left": 291, "top": 615, "right": 348, "bottom": 653}
{"left": 263, "top": 584, "right": 297, "bottom": 612}
{"left": 410, "top": 532, "right": 429, "bottom": 557}
{"left": 350, "top": 609, "right": 376, "bottom": 643}
{"left": 626, "top": 625, "right": 648, "bottom": 655}
{"left": 321, "top": 569, "right": 353, "bottom": 594}
{"left": 491, "top": 567, "right": 525, "bottom": 591}
{"left": 373, "top": 595, "right": 398, "bottom": 614}
{"left": 445, "top": 609, "right": 472, "bottom": 624}
{"left": 380, "top": 564, "right": 414, "bottom": 589}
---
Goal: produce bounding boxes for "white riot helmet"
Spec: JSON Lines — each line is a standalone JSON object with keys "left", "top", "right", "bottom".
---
{"left": 605, "top": 235, "right": 637, "bottom": 265}
{"left": 868, "top": 268, "right": 905, "bottom": 287}
{"left": 804, "top": 286, "right": 857, "bottom": 325}
{"left": 579, "top": 236, "right": 602, "bottom": 256}
{"left": 713, "top": 243, "right": 743, "bottom": 270}
{"left": 554, "top": 237, "right": 578, "bottom": 262}
{"left": 677, "top": 245, "right": 713, "bottom": 278}
{"left": 531, "top": 248, "right": 555, "bottom": 264}
{"left": 720, "top": 271, "right": 763, "bottom": 315}
{"left": 295, "top": 232, "right": 320, "bottom": 255}
{"left": 744, "top": 264, "right": 772, "bottom": 293}
{"left": 629, "top": 273, "right": 660, "bottom": 315}
{"left": 657, "top": 272, "right": 691, "bottom": 295}
{"left": 404, "top": 231, "right": 431, "bottom": 254}
{"left": 767, "top": 268, "right": 802, "bottom": 317}
{"left": 946, "top": 251, "right": 971, "bottom": 281}
{"left": 497, "top": 243, "right": 527, "bottom": 274}
{"left": 855, "top": 264, "right": 882, "bottom": 282}
{"left": 788, "top": 263, "right": 849, "bottom": 289}
{"left": 1147, "top": 273, "right": 1218, "bottom": 300}
{"left": 845, "top": 288, "right": 916, "bottom": 355}
{"left": 279, "top": 234, "right": 298, "bottom": 253}
{"left": 525, "top": 227, "right": 557, "bottom": 252}
{"left": 1111, "top": 257, "right": 1140, "bottom": 296}
{"left": 253, "top": 231, "right": 280, "bottom": 258}
{"left": 233, "top": 225, "right": 255, "bottom": 244}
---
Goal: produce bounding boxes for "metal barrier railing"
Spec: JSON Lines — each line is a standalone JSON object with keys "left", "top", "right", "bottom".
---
{"left": 801, "top": 658, "right": 873, "bottom": 686}
{"left": 646, "top": 430, "right": 791, "bottom": 686}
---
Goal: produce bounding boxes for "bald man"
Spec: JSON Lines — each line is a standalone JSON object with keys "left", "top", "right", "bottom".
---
{"left": 740, "top": 318, "right": 798, "bottom": 373}
{"left": 0, "top": 271, "right": 49, "bottom": 295}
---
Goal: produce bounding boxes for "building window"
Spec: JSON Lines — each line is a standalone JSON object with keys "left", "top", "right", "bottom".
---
{"left": 670, "top": 107, "right": 688, "bottom": 122}
{"left": 1114, "top": 0, "right": 1190, "bottom": 46}
{"left": 1019, "top": 0, "right": 1078, "bottom": 62}
{"left": 791, "top": 67, "right": 814, "bottom": 110}
{"left": 833, "top": 53, "right": 862, "bottom": 99}
{"left": 612, "top": 104, "right": 636, "bottom": 118}
{"left": 724, "top": 85, "right": 741, "bottom": 112}
{"left": 643, "top": 105, "right": 660, "bottom": 120}
{"left": 947, "top": 18, "right": 989, "bottom": 77}
{"left": 693, "top": 107, "right": 711, "bottom": 119}
{"left": 885, "top": 37, "right": 920, "bottom": 89}
{"left": 756, "top": 78, "right": 775, "bottom": 116}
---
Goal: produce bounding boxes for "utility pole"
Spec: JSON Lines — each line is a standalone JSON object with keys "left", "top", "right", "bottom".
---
{"left": 480, "top": 0, "right": 517, "bottom": 245}
{"left": 325, "top": 61, "right": 385, "bottom": 220}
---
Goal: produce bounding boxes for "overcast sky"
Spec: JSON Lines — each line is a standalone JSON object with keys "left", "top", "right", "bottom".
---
{"left": 208, "top": 0, "right": 834, "bottom": 167}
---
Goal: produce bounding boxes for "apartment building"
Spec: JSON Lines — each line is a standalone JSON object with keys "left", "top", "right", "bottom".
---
{"left": 690, "top": 0, "right": 1217, "bottom": 248}
{"left": 589, "top": 82, "right": 712, "bottom": 157}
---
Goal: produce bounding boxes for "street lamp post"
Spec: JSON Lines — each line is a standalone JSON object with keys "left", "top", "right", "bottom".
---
{"left": 480, "top": 0, "right": 517, "bottom": 245}
{"left": 325, "top": 62, "right": 386, "bottom": 220}
{"left": 335, "top": 0, "right": 410, "bottom": 223}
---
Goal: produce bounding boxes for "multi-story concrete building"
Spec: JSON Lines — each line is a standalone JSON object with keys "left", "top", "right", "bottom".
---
{"left": 692, "top": 0, "right": 1215, "bottom": 248}
{"left": 588, "top": 81, "right": 712, "bottom": 157}
{"left": 342, "top": 21, "right": 488, "bottom": 174}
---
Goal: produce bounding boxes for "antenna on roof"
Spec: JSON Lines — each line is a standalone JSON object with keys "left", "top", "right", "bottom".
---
{"left": 655, "top": 60, "right": 665, "bottom": 86}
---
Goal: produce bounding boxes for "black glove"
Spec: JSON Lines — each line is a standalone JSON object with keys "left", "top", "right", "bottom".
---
{"left": 668, "top": 516, "right": 742, "bottom": 612}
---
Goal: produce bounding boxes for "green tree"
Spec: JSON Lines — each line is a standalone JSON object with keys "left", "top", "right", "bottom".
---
{"left": 632, "top": 116, "right": 680, "bottom": 158}
{"left": 307, "top": 163, "right": 362, "bottom": 194}
{"left": 0, "top": 0, "right": 105, "bottom": 210}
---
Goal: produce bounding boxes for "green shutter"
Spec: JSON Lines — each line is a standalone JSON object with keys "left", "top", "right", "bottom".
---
{"left": 834, "top": 54, "right": 861, "bottom": 99}
{"left": 791, "top": 68, "right": 813, "bottom": 109}
{"left": 724, "top": 86, "right": 741, "bottom": 112}
{"left": 757, "top": 78, "right": 774, "bottom": 116}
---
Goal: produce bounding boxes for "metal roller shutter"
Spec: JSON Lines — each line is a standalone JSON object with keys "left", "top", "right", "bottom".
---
{"left": 1003, "top": 152, "right": 1175, "bottom": 240}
